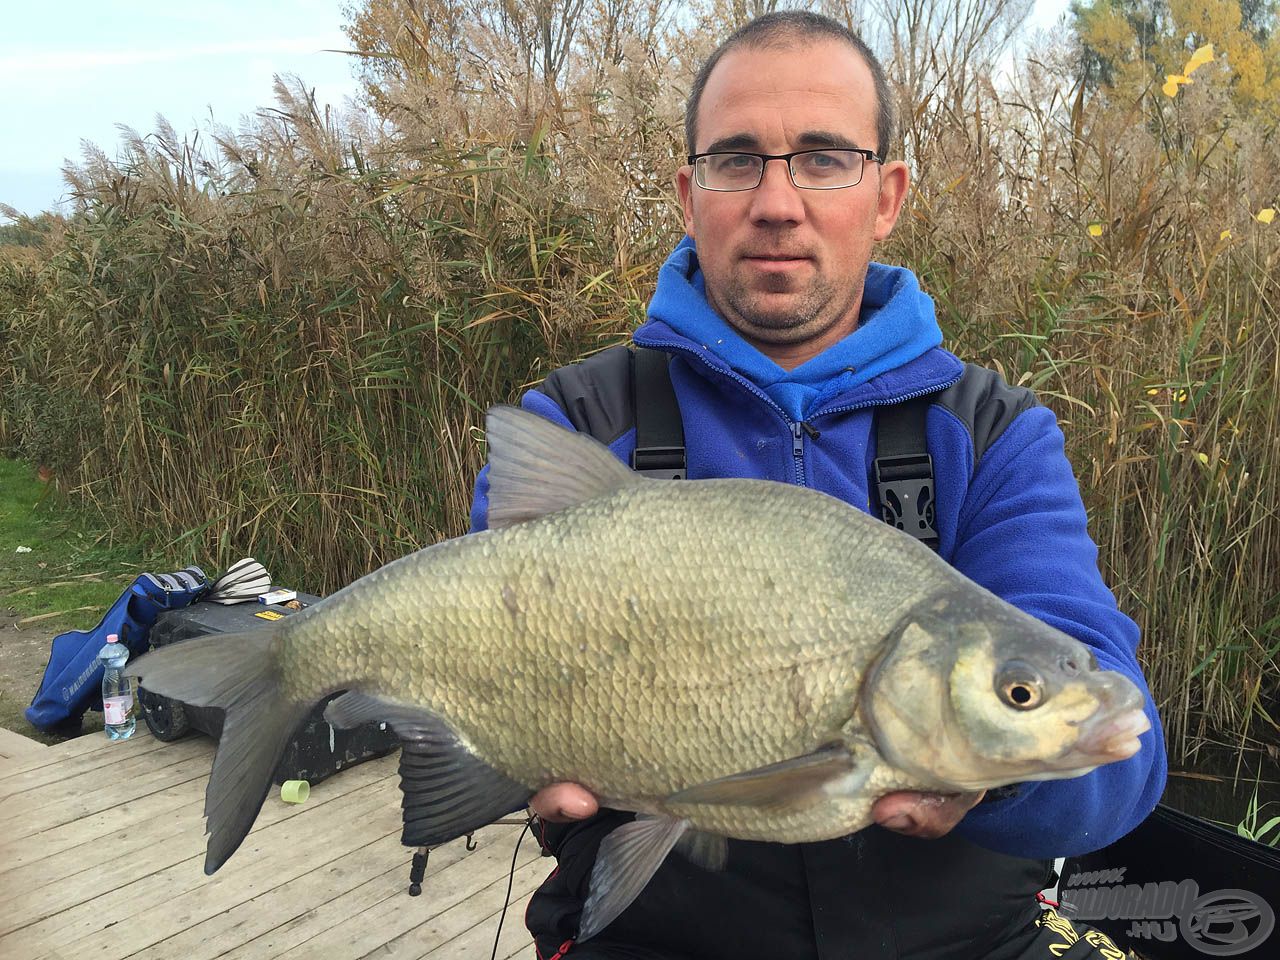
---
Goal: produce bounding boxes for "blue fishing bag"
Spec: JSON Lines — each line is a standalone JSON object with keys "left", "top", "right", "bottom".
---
{"left": 24, "top": 568, "right": 209, "bottom": 731}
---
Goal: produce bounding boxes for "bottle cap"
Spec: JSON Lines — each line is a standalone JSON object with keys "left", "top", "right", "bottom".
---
{"left": 107, "top": 633, "right": 119, "bottom": 643}
{"left": 280, "top": 780, "right": 310, "bottom": 804}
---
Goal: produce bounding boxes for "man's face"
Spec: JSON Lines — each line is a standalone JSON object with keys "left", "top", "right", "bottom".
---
{"left": 676, "top": 40, "right": 909, "bottom": 362}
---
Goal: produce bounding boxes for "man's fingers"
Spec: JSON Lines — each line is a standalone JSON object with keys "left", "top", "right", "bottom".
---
{"left": 530, "top": 782, "right": 599, "bottom": 822}
{"left": 872, "top": 790, "right": 985, "bottom": 838}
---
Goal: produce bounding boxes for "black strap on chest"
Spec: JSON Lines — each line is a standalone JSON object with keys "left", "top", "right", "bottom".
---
{"left": 629, "top": 346, "right": 939, "bottom": 551}
{"left": 630, "top": 347, "right": 686, "bottom": 479}
{"left": 873, "top": 397, "right": 939, "bottom": 550}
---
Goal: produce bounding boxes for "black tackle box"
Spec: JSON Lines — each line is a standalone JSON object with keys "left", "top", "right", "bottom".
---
{"left": 138, "top": 596, "right": 400, "bottom": 785}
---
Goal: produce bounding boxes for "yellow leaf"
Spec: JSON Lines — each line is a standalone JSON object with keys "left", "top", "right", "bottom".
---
{"left": 1196, "top": 451, "right": 1210, "bottom": 465}
{"left": 1185, "top": 43, "right": 1215, "bottom": 75}
{"left": 1220, "top": 229, "right": 1232, "bottom": 240}
{"left": 1177, "top": 391, "right": 1188, "bottom": 402}
{"left": 1162, "top": 77, "right": 1183, "bottom": 97}
{"left": 1258, "top": 208, "right": 1276, "bottom": 224}
{"left": 1089, "top": 222, "right": 1105, "bottom": 237}
{"left": 1146, "top": 388, "right": 1159, "bottom": 396}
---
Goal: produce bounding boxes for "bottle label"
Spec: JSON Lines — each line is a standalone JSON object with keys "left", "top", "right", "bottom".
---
{"left": 104, "top": 696, "right": 133, "bottom": 725}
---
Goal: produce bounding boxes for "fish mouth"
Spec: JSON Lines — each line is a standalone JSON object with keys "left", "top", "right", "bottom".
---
{"left": 1068, "top": 674, "right": 1151, "bottom": 765}
{"left": 1074, "top": 708, "right": 1151, "bottom": 762}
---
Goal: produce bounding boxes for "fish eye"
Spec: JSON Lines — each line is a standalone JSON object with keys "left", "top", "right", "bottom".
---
{"left": 996, "top": 661, "right": 1045, "bottom": 711}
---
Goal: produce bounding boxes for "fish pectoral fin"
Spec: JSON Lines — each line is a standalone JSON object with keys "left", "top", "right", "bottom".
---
{"left": 579, "top": 814, "right": 688, "bottom": 942}
{"left": 324, "top": 692, "right": 532, "bottom": 846}
{"left": 398, "top": 738, "right": 532, "bottom": 847}
{"left": 484, "top": 406, "right": 642, "bottom": 529}
{"left": 674, "top": 829, "right": 728, "bottom": 871}
{"left": 665, "top": 744, "right": 862, "bottom": 812}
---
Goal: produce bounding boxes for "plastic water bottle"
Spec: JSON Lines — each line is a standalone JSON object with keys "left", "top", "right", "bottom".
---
{"left": 100, "top": 633, "right": 136, "bottom": 740}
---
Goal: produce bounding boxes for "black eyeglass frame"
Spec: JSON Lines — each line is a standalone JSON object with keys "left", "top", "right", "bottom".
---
{"left": 687, "top": 148, "right": 885, "bottom": 192}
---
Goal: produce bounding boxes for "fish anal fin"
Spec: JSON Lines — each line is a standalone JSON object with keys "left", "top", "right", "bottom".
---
{"left": 398, "top": 739, "right": 532, "bottom": 847}
{"left": 323, "top": 691, "right": 532, "bottom": 846}
{"left": 666, "top": 744, "right": 864, "bottom": 813}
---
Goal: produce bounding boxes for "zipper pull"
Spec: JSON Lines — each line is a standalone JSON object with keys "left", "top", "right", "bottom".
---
{"left": 791, "top": 422, "right": 820, "bottom": 456}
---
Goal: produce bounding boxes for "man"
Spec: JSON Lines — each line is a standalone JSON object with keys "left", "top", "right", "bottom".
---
{"left": 470, "top": 11, "right": 1165, "bottom": 959}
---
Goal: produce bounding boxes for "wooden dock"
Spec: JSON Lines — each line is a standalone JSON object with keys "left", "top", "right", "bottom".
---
{"left": 0, "top": 726, "right": 542, "bottom": 960}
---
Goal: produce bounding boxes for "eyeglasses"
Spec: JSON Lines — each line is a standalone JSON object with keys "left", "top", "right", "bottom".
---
{"left": 688, "top": 148, "right": 884, "bottom": 192}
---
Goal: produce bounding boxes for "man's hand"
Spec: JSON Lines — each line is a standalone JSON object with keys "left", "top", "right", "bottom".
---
{"left": 530, "top": 783, "right": 984, "bottom": 838}
{"left": 531, "top": 782, "right": 599, "bottom": 822}
{"left": 872, "top": 790, "right": 985, "bottom": 838}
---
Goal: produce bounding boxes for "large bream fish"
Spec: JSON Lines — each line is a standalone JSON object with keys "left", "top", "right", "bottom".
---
{"left": 128, "top": 407, "right": 1151, "bottom": 940}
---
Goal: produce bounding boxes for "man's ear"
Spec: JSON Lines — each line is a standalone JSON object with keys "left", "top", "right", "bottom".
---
{"left": 874, "top": 160, "right": 910, "bottom": 241}
{"left": 676, "top": 165, "right": 696, "bottom": 238}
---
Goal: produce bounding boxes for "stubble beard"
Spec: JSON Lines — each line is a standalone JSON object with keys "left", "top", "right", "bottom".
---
{"left": 711, "top": 269, "right": 865, "bottom": 347}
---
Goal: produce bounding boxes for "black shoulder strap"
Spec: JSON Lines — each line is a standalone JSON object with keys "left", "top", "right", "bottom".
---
{"left": 872, "top": 363, "right": 1039, "bottom": 552}
{"left": 543, "top": 350, "right": 1031, "bottom": 551}
{"left": 874, "top": 396, "right": 939, "bottom": 550}
{"left": 630, "top": 348, "right": 686, "bottom": 479}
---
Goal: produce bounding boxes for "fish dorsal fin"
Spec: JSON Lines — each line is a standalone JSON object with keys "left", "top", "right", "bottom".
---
{"left": 485, "top": 406, "right": 641, "bottom": 529}
{"left": 666, "top": 745, "right": 865, "bottom": 813}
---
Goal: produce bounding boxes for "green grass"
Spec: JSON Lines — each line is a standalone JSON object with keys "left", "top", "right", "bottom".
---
{"left": 0, "top": 457, "right": 160, "bottom": 742}
{"left": 0, "top": 458, "right": 155, "bottom": 631}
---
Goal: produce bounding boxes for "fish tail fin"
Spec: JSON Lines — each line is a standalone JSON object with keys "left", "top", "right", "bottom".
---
{"left": 127, "top": 627, "right": 313, "bottom": 874}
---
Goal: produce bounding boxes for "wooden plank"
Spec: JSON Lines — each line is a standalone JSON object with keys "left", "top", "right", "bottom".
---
{"left": 429, "top": 886, "right": 538, "bottom": 960}
{"left": 0, "top": 777, "right": 208, "bottom": 879}
{"left": 0, "top": 729, "right": 115, "bottom": 778}
{"left": 48, "top": 784, "right": 403, "bottom": 960}
{"left": 502, "top": 924, "right": 538, "bottom": 960}
{"left": 0, "top": 729, "right": 198, "bottom": 801}
{"left": 1, "top": 750, "right": 214, "bottom": 838}
{"left": 0, "top": 725, "right": 181, "bottom": 782}
{"left": 0, "top": 722, "right": 552, "bottom": 960}
{"left": 0, "top": 756, "right": 400, "bottom": 941}
{"left": 379, "top": 856, "right": 546, "bottom": 960}
{"left": 215, "top": 860, "right": 412, "bottom": 960}
{"left": 0, "top": 744, "right": 394, "bottom": 876}
{"left": 0, "top": 789, "right": 204, "bottom": 903}
{"left": 214, "top": 829, "right": 535, "bottom": 960}
{"left": 125, "top": 832, "right": 413, "bottom": 960}
{"left": 133, "top": 824, "right": 534, "bottom": 960}
{"left": 0, "top": 730, "right": 206, "bottom": 804}
{"left": 267, "top": 826, "right": 543, "bottom": 960}
{"left": 417, "top": 885, "right": 539, "bottom": 960}
{"left": 0, "top": 727, "right": 46, "bottom": 762}
{"left": 0, "top": 767, "right": 402, "bottom": 958}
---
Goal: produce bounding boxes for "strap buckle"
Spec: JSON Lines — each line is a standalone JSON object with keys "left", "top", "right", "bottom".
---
{"left": 874, "top": 453, "right": 937, "bottom": 545}
{"left": 632, "top": 446, "right": 686, "bottom": 480}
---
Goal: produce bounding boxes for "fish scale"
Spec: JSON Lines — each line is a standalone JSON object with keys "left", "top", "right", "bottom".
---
{"left": 127, "top": 406, "right": 1151, "bottom": 941}
{"left": 276, "top": 480, "right": 949, "bottom": 840}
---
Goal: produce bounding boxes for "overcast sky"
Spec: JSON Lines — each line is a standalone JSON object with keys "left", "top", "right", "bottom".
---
{"left": 1, "top": 0, "right": 1072, "bottom": 219}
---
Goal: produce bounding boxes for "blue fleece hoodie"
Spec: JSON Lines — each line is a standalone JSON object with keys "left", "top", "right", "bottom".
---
{"left": 471, "top": 238, "right": 1167, "bottom": 860}
{"left": 647, "top": 237, "right": 943, "bottom": 420}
